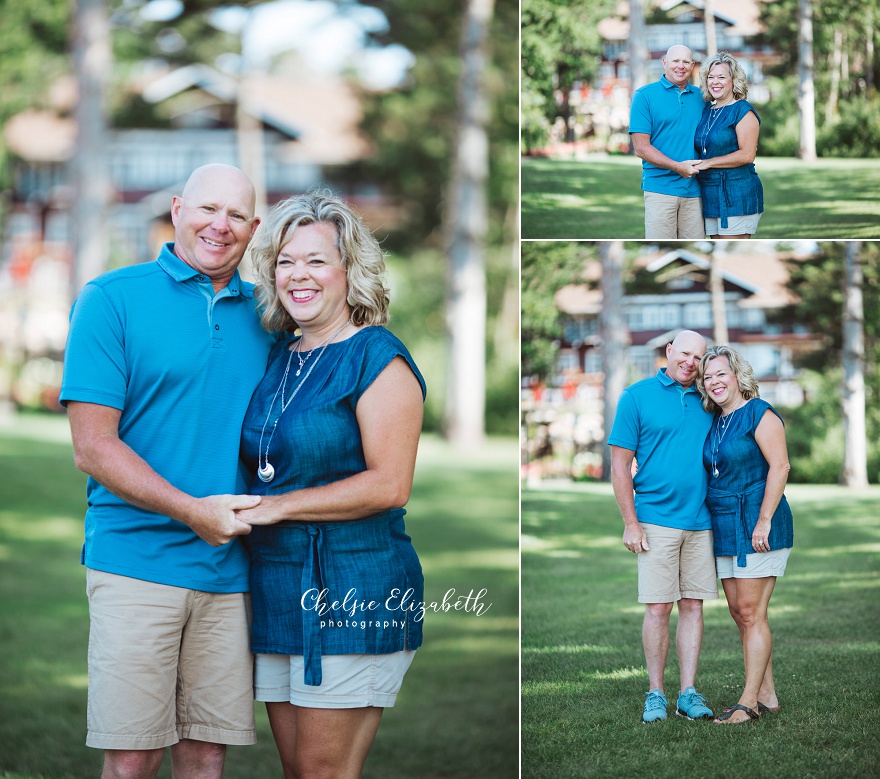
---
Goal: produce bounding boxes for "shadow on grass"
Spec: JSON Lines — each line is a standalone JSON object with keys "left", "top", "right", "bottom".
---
{"left": 522, "top": 482, "right": 880, "bottom": 779}
{"left": 522, "top": 156, "right": 880, "bottom": 240}
{"left": 0, "top": 416, "right": 519, "bottom": 779}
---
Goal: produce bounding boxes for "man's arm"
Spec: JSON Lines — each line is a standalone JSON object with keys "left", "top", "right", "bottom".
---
{"left": 67, "top": 401, "right": 259, "bottom": 546}
{"left": 610, "top": 445, "right": 650, "bottom": 553}
{"left": 631, "top": 133, "right": 700, "bottom": 179}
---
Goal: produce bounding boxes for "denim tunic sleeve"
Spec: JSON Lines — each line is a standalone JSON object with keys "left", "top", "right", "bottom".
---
{"left": 702, "top": 398, "right": 794, "bottom": 566}
{"left": 695, "top": 100, "right": 764, "bottom": 227}
{"left": 239, "top": 326, "right": 426, "bottom": 685}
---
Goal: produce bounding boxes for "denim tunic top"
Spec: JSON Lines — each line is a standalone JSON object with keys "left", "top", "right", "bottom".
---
{"left": 240, "top": 326, "right": 426, "bottom": 685}
{"left": 702, "top": 398, "right": 794, "bottom": 567}
{"left": 695, "top": 100, "right": 764, "bottom": 227}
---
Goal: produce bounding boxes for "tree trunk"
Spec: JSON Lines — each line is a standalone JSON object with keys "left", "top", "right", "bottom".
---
{"left": 709, "top": 243, "right": 729, "bottom": 344}
{"left": 71, "top": 0, "right": 111, "bottom": 297}
{"left": 798, "top": 0, "right": 817, "bottom": 160}
{"left": 842, "top": 241, "right": 868, "bottom": 487}
{"left": 826, "top": 27, "right": 843, "bottom": 123}
{"left": 866, "top": 8, "right": 875, "bottom": 93}
{"left": 704, "top": 0, "right": 717, "bottom": 57}
{"left": 629, "top": 0, "right": 648, "bottom": 93}
{"left": 443, "top": 0, "right": 494, "bottom": 446}
{"left": 600, "top": 241, "right": 630, "bottom": 482}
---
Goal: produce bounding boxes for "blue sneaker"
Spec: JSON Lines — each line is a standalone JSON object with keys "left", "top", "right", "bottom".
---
{"left": 643, "top": 689, "right": 667, "bottom": 723}
{"left": 676, "top": 686, "right": 714, "bottom": 720}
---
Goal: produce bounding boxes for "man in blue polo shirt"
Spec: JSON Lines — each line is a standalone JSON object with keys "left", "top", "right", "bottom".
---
{"left": 629, "top": 45, "right": 705, "bottom": 239}
{"left": 608, "top": 330, "right": 717, "bottom": 724}
{"left": 60, "top": 164, "right": 274, "bottom": 778}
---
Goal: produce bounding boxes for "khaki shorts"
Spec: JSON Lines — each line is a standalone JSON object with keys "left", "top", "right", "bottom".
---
{"left": 86, "top": 569, "right": 256, "bottom": 750}
{"left": 643, "top": 192, "right": 705, "bottom": 239}
{"left": 255, "top": 650, "right": 416, "bottom": 709}
{"left": 637, "top": 524, "right": 718, "bottom": 603}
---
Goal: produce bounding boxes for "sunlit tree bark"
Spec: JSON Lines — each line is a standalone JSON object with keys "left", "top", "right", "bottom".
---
{"left": 798, "top": 0, "right": 817, "bottom": 160}
{"left": 842, "top": 241, "right": 868, "bottom": 487}
{"left": 443, "top": 0, "right": 494, "bottom": 445}
{"left": 71, "top": 0, "right": 111, "bottom": 296}
{"left": 600, "top": 241, "right": 629, "bottom": 481}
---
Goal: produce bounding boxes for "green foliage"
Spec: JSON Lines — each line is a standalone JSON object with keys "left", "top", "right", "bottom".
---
{"left": 522, "top": 483, "right": 880, "bottom": 777}
{"left": 357, "top": 0, "right": 518, "bottom": 253}
{"left": 520, "top": 0, "right": 615, "bottom": 151}
{"left": 818, "top": 96, "right": 880, "bottom": 157}
{"left": 521, "top": 241, "right": 593, "bottom": 378}
{"left": 754, "top": 78, "right": 801, "bottom": 158}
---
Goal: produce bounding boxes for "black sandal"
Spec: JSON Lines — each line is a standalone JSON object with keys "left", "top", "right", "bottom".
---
{"left": 758, "top": 701, "right": 780, "bottom": 714}
{"left": 714, "top": 704, "right": 759, "bottom": 723}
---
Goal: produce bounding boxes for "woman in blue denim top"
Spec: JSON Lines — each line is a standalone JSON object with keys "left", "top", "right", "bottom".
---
{"left": 236, "top": 191, "right": 426, "bottom": 776}
{"left": 697, "top": 345, "right": 794, "bottom": 725}
{"left": 693, "top": 51, "right": 764, "bottom": 239}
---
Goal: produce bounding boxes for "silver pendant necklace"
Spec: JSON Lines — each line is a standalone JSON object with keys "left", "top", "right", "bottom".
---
{"left": 700, "top": 102, "right": 731, "bottom": 156}
{"left": 257, "top": 319, "right": 351, "bottom": 483}
{"left": 710, "top": 399, "right": 745, "bottom": 477}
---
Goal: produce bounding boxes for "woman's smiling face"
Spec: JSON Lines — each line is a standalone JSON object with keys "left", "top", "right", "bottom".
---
{"left": 707, "top": 62, "right": 734, "bottom": 104}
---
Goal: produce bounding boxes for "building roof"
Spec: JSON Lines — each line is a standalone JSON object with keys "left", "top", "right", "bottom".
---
{"left": 4, "top": 68, "right": 370, "bottom": 166}
{"left": 598, "top": 0, "right": 764, "bottom": 42}
{"left": 555, "top": 244, "right": 800, "bottom": 315}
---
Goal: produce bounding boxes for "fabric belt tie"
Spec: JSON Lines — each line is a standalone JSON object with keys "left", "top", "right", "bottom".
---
{"left": 300, "top": 524, "right": 325, "bottom": 686}
{"left": 707, "top": 481, "right": 766, "bottom": 568}
{"left": 719, "top": 170, "right": 731, "bottom": 229}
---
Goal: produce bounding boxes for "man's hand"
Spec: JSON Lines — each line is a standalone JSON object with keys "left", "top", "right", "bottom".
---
{"left": 186, "top": 494, "right": 262, "bottom": 546}
{"left": 677, "top": 160, "right": 702, "bottom": 178}
{"left": 623, "top": 523, "right": 650, "bottom": 554}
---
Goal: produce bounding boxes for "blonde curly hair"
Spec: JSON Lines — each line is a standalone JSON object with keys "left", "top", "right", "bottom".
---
{"left": 251, "top": 190, "right": 390, "bottom": 333}
{"left": 700, "top": 51, "right": 749, "bottom": 102}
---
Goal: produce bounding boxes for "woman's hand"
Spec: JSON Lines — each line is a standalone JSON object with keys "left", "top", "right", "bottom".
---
{"left": 235, "top": 494, "right": 286, "bottom": 526}
{"left": 752, "top": 517, "right": 772, "bottom": 553}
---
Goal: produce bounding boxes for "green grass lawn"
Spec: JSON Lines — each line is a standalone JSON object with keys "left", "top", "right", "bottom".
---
{"left": 522, "top": 482, "right": 880, "bottom": 778}
{"left": 521, "top": 155, "right": 880, "bottom": 239}
{"left": 0, "top": 413, "right": 519, "bottom": 779}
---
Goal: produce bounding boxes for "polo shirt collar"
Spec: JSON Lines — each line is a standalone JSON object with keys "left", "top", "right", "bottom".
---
{"left": 656, "top": 367, "right": 699, "bottom": 392}
{"left": 157, "top": 242, "right": 252, "bottom": 298}
{"left": 660, "top": 74, "right": 698, "bottom": 95}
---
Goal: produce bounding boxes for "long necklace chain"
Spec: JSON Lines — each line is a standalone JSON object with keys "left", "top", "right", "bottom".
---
{"left": 710, "top": 398, "right": 746, "bottom": 478}
{"left": 257, "top": 319, "right": 351, "bottom": 483}
{"left": 700, "top": 102, "right": 731, "bottom": 155}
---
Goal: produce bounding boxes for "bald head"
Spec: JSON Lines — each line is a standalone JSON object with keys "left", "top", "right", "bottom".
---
{"left": 170, "top": 164, "right": 261, "bottom": 292}
{"left": 666, "top": 330, "right": 707, "bottom": 387}
{"left": 181, "top": 164, "right": 257, "bottom": 213}
{"left": 662, "top": 45, "right": 695, "bottom": 89}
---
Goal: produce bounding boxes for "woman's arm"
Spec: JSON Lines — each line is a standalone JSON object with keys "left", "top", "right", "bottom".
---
{"left": 237, "top": 356, "right": 424, "bottom": 524}
{"left": 752, "top": 410, "right": 791, "bottom": 551}
{"left": 695, "top": 111, "right": 759, "bottom": 170}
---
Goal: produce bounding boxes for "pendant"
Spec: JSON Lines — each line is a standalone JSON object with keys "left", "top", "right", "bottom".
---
{"left": 702, "top": 148, "right": 706, "bottom": 155}
{"left": 258, "top": 462, "right": 275, "bottom": 483}
{"left": 713, "top": 468, "right": 719, "bottom": 478}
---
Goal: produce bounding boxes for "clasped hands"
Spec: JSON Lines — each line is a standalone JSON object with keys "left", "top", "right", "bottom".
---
{"left": 191, "top": 494, "right": 282, "bottom": 547}
{"left": 679, "top": 159, "right": 709, "bottom": 177}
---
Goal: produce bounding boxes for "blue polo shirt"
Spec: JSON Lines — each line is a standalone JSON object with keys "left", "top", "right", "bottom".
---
{"left": 60, "top": 243, "right": 274, "bottom": 592}
{"left": 607, "top": 368, "right": 713, "bottom": 530}
{"left": 629, "top": 75, "right": 704, "bottom": 197}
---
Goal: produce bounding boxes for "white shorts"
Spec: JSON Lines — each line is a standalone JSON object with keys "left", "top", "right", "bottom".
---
{"left": 716, "top": 547, "right": 791, "bottom": 579}
{"left": 255, "top": 651, "right": 416, "bottom": 709}
{"left": 705, "top": 213, "right": 762, "bottom": 236}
